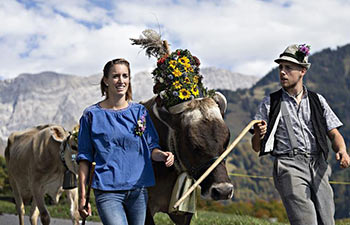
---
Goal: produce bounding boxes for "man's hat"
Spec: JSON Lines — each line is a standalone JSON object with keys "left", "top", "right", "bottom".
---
{"left": 274, "top": 44, "right": 311, "bottom": 69}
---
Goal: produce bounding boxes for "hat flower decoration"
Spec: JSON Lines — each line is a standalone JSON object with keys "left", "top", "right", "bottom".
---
{"left": 295, "top": 44, "right": 311, "bottom": 62}
{"left": 130, "top": 29, "right": 214, "bottom": 109}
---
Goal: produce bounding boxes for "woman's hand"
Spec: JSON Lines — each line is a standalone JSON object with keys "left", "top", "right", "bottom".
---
{"left": 78, "top": 197, "right": 91, "bottom": 219}
{"left": 152, "top": 148, "right": 174, "bottom": 167}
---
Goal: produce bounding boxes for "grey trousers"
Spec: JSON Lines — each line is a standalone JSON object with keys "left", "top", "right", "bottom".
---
{"left": 273, "top": 154, "right": 335, "bottom": 225}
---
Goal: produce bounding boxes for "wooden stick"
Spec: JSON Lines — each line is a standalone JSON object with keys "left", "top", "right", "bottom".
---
{"left": 82, "top": 162, "right": 96, "bottom": 225}
{"left": 173, "top": 120, "right": 261, "bottom": 209}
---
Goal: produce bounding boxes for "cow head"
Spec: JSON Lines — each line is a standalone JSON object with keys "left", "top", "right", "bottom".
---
{"left": 154, "top": 92, "right": 233, "bottom": 200}
{"left": 50, "top": 125, "right": 79, "bottom": 175}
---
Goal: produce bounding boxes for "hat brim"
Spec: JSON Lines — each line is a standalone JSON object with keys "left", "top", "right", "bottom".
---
{"left": 274, "top": 56, "right": 311, "bottom": 69}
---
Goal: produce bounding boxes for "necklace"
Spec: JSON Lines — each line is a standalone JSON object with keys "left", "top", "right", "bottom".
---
{"left": 293, "top": 89, "right": 303, "bottom": 98}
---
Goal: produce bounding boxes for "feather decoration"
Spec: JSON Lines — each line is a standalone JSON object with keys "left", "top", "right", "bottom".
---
{"left": 130, "top": 29, "right": 170, "bottom": 59}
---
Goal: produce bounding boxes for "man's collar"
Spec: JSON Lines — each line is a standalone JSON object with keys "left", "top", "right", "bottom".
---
{"left": 282, "top": 86, "right": 308, "bottom": 99}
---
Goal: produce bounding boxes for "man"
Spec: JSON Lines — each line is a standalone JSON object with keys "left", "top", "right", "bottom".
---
{"left": 251, "top": 44, "right": 350, "bottom": 225}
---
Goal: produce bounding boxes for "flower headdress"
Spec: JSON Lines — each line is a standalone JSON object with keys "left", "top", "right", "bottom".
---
{"left": 131, "top": 29, "right": 214, "bottom": 108}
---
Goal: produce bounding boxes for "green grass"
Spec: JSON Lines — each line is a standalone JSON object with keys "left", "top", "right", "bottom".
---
{"left": 154, "top": 211, "right": 287, "bottom": 225}
{"left": 1, "top": 199, "right": 349, "bottom": 225}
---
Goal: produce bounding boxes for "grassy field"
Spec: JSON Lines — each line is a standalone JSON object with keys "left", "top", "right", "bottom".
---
{"left": 1, "top": 198, "right": 350, "bottom": 225}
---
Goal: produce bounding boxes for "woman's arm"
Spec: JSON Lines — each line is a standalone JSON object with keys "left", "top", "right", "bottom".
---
{"left": 78, "top": 160, "right": 91, "bottom": 219}
{"left": 151, "top": 148, "right": 174, "bottom": 167}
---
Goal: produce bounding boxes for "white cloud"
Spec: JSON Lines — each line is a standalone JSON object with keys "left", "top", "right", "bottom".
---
{"left": 1, "top": 0, "right": 350, "bottom": 79}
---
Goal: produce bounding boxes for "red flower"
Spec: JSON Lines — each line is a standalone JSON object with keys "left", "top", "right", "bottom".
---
{"left": 177, "top": 50, "right": 181, "bottom": 56}
{"left": 193, "top": 56, "right": 201, "bottom": 66}
{"left": 157, "top": 58, "right": 164, "bottom": 65}
{"left": 157, "top": 54, "right": 168, "bottom": 66}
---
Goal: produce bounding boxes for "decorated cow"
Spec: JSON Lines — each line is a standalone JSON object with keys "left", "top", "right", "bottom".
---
{"left": 131, "top": 30, "right": 234, "bottom": 225}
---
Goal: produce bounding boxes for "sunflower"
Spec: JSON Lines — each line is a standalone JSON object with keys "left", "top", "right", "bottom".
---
{"left": 172, "top": 68, "right": 182, "bottom": 77}
{"left": 178, "top": 56, "right": 190, "bottom": 65}
{"left": 183, "top": 63, "right": 193, "bottom": 72}
{"left": 193, "top": 75, "right": 199, "bottom": 84}
{"left": 184, "top": 77, "right": 191, "bottom": 84}
{"left": 179, "top": 88, "right": 191, "bottom": 100}
{"left": 191, "top": 85, "right": 199, "bottom": 96}
{"left": 172, "top": 80, "right": 182, "bottom": 89}
{"left": 169, "top": 60, "right": 177, "bottom": 69}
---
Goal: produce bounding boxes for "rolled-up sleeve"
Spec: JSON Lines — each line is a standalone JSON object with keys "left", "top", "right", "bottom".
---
{"left": 254, "top": 96, "right": 270, "bottom": 122}
{"left": 144, "top": 111, "right": 160, "bottom": 151}
{"left": 317, "top": 94, "right": 343, "bottom": 131}
{"left": 76, "top": 112, "right": 94, "bottom": 163}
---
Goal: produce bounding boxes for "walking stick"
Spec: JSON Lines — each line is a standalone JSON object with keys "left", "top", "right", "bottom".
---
{"left": 173, "top": 120, "right": 261, "bottom": 209}
{"left": 82, "top": 162, "right": 96, "bottom": 225}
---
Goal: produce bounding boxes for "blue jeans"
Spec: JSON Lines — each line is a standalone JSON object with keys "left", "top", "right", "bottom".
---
{"left": 94, "top": 187, "right": 148, "bottom": 225}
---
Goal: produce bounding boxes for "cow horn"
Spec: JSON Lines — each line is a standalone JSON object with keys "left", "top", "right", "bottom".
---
{"left": 168, "top": 101, "right": 190, "bottom": 114}
{"left": 212, "top": 92, "right": 227, "bottom": 117}
{"left": 152, "top": 104, "right": 179, "bottom": 129}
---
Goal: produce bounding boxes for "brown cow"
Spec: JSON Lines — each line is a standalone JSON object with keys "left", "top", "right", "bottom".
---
{"left": 143, "top": 93, "right": 233, "bottom": 225}
{"left": 5, "top": 124, "right": 79, "bottom": 225}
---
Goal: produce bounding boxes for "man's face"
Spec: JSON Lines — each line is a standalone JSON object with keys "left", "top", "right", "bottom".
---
{"left": 278, "top": 61, "right": 306, "bottom": 89}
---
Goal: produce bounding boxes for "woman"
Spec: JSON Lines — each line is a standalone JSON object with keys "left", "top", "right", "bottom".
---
{"left": 77, "top": 58, "right": 174, "bottom": 225}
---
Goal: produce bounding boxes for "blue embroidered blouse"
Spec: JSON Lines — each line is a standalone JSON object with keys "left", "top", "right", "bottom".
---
{"left": 76, "top": 102, "right": 160, "bottom": 191}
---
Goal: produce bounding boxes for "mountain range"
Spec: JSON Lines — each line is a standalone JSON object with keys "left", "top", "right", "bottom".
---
{"left": 0, "top": 67, "right": 259, "bottom": 155}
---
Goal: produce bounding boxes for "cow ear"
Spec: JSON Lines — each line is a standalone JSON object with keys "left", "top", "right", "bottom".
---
{"left": 212, "top": 92, "right": 227, "bottom": 117}
{"left": 50, "top": 126, "right": 67, "bottom": 142}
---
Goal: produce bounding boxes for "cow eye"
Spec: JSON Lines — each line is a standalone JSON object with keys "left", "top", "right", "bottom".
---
{"left": 71, "top": 146, "right": 78, "bottom": 151}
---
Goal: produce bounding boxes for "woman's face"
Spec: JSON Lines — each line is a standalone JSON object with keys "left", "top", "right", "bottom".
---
{"left": 104, "top": 64, "right": 130, "bottom": 98}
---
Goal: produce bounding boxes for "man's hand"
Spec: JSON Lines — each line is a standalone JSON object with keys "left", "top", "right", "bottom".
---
{"left": 254, "top": 120, "right": 267, "bottom": 138}
{"left": 251, "top": 120, "right": 267, "bottom": 152}
{"left": 336, "top": 149, "right": 350, "bottom": 168}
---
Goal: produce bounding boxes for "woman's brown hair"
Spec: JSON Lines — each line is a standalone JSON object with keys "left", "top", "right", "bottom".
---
{"left": 100, "top": 58, "right": 132, "bottom": 101}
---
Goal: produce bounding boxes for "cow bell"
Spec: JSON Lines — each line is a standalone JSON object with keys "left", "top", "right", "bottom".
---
{"left": 63, "top": 169, "right": 77, "bottom": 190}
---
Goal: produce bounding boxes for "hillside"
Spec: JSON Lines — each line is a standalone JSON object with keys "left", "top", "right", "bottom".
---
{"left": 224, "top": 43, "right": 350, "bottom": 219}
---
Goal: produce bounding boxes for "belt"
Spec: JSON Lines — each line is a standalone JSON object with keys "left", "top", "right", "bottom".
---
{"left": 271, "top": 149, "right": 320, "bottom": 158}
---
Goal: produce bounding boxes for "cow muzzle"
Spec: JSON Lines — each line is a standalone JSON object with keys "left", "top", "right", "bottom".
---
{"left": 209, "top": 182, "right": 234, "bottom": 200}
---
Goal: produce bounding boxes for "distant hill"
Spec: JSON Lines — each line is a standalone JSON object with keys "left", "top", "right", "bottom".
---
{"left": 0, "top": 68, "right": 259, "bottom": 155}
{"left": 201, "top": 67, "right": 258, "bottom": 91}
{"left": 223, "top": 43, "right": 350, "bottom": 219}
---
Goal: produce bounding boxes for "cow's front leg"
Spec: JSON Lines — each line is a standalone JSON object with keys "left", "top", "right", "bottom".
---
{"left": 29, "top": 200, "right": 39, "bottom": 225}
{"left": 32, "top": 184, "right": 50, "bottom": 225}
{"left": 168, "top": 212, "right": 193, "bottom": 225}
{"left": 66, "top": 188, "right": 80, "bottom": 225}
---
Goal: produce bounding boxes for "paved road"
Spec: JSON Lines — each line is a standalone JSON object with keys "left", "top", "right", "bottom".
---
{"left": 0, "top": 213, "right": 102, "bottom": 225}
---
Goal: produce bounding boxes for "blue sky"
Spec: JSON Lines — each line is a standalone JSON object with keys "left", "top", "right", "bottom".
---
{"left": 1, "top": 0, "right": 350, "bottom": 79}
